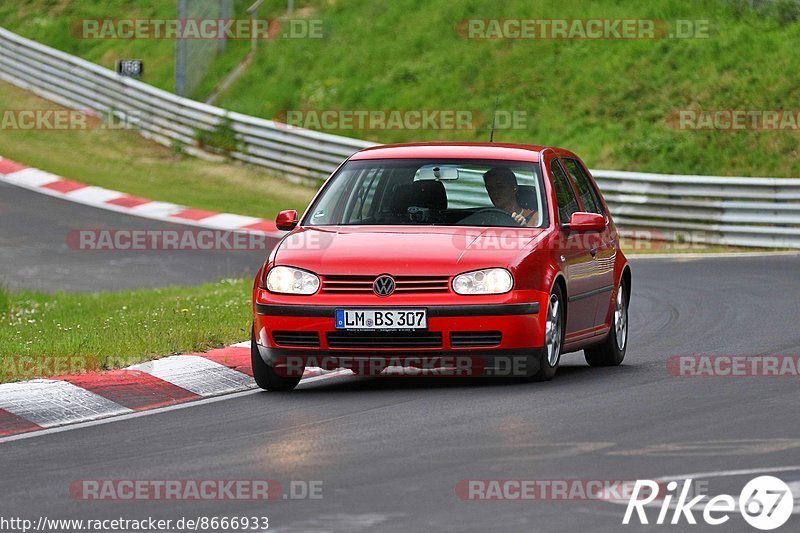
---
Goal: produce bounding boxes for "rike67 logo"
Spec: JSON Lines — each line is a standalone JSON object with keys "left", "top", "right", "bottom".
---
{"left": 624, "top": 476, "right": 794, "bottom": 530}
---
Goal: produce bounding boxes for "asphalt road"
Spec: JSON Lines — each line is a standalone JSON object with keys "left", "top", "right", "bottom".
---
{"left": 0, "top": 181, "right": 270, "bottom": 292}
{"left": 1, "top": 254, "right": 799, "bottom": 532}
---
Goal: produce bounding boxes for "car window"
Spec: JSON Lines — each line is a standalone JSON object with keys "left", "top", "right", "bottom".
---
{"left": 305, "top": 159, "right": 548, "bottom": 228}
{"left": 562, "top": 158, "right": 604, "bottom": 215}
{"left": 342, "top": 167, "right": 384, "bottom": 223}
{"left": 550, "top": 159, "right": 580, "bottom": 224}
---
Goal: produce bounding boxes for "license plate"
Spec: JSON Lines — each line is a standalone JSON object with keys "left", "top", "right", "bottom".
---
{"left": 335, "top": 309, "right": 427, "bottom": 330}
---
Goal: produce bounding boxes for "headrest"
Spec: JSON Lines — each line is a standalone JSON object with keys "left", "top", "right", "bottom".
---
{"left": 516, "top": 185, "right": 538, "bottom": 210}
{"left": 390, "top": 180, "right": 448, "bottom": 213}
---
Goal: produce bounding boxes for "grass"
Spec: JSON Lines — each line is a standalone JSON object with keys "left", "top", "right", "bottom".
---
{"left": 0, "top": 279, "right": 252, "bottom": 383}
{"left": 0, "top": 81, "right": 315, "bottom": 219}
{"left": 5, "top": 0, "right": 800, "bottom": 177}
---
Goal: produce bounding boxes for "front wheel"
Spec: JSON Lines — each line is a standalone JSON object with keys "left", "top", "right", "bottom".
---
{"left": 251, "top": 327, "right": 303, "bottom": 391}
{"left": 530, "top": 284, "right": 564, "bottom": 381}
{"left": 584, "top": 279, "right": 628, "bottom": 367}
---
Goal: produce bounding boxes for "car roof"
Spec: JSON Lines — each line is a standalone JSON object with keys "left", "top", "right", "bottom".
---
{"left": 349, "top": 142, "right": 552, "bottom": 162}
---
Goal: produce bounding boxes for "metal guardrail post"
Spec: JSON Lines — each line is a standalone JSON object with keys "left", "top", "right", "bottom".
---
{"left": 175, "top": 0, "right": 187, "bottom": 96}
{"left": 248, "top": 0, "right": 266, "bottom": 55}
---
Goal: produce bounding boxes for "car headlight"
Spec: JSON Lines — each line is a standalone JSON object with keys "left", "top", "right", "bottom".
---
{"left": 452, "top": 268, "right": 513, "bottom": 295}
{"left": 266, "top": 266, "right": 320, "bottom": 295}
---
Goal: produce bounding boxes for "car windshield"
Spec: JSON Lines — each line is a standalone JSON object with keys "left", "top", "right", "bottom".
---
{"left": 304, "top": 159, "right": 547, "bottom": 228}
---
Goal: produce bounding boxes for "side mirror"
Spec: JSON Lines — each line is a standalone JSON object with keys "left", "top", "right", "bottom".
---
{"left": 567, "top": 212, "right": 606, "bottom": 233}
{"left": 275, "top": 209, "right": 299, "bottom": 231}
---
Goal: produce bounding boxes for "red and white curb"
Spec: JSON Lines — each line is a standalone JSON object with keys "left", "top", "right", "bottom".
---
{"left": 0, "top": 157, "right": 342, "bottom": 439}
{"left": 0, "top": 156, "right": 283, "bottom": 236}
{"left": 0, "top": 342, "right": 344, "bottom": 440}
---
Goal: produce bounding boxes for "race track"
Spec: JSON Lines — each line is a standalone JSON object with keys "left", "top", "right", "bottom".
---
{"left": 1, "top": 252, "right": 799, "bottom": 532}
{"left": 0, "top": 181, "right": 270, "bottom": 292}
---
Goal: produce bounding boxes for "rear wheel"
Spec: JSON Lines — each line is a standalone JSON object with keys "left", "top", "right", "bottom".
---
{"left": 584, "top": 279, "right": 628, "bottom": 367}
{"left": 251, "top": 327, "right": 303, "bottom": 391}
{"left": 530, "top": 284, "right": 564, "bottom": 381}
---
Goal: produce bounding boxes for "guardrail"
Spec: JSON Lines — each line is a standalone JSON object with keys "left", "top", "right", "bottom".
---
{"left": 1, "top": 27, "right": 799, "bottom": 249}
{"left": 594, "top": 171, "right": 800, "bottom": 249}
{"left": 0, "top": 27, "right": 372, "bottom": 184}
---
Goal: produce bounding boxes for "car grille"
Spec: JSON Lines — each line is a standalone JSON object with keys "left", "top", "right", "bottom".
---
{"left": 450, "top": 331, "right": 502, "bottom": 348}
{"left": 272, "top": 331, "right": 320, "bottom": 347}
{"left": 326, "top": 331, "right": 443, "bottom": 349}
{"left": 320, "top": 275, "right": 450, "bottom": 294}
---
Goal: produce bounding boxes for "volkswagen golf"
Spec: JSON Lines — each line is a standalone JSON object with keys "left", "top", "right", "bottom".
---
{"left": 251, "top": 143, "right": 631, "bottom": 390}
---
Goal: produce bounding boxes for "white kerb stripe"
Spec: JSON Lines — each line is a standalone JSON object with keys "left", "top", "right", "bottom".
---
{"left": 65, "top": 186, "right": 125, "bottom": 204}
{"left": 1, "top": 167, "right": 63, "bottom": 187}
{"left": 231, "top": 341, "right": 252, "bottom": 348}
{"left": 199, "top": 213, "right": 262, "bottom": 230}
{"left": 128, "top": 201, "right": 186, "bottom": 218}
{"left": 127, "top": 355, "right": 254, "bottom": 396}
{"left": 0, "top": 380, "right": 132, "bottom": 428}
{"left": 228, "top": 341, "right": 329, "bottom": 376}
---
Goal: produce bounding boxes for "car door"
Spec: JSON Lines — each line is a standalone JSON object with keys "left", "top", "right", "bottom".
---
{"left": 548, "top": 157, "right": 599, "bottom": 336}
{"left": 561, "top": 157, "right": 616, "bottom": 329}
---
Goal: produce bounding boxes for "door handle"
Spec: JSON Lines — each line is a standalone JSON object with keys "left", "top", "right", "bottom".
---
{"left": 590, "top": 247, "right": 598, "bottom": 257}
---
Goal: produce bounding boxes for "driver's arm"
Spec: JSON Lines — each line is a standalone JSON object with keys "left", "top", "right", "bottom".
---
{"left": 512, "top": 208, "right": 538, "bottom": 227}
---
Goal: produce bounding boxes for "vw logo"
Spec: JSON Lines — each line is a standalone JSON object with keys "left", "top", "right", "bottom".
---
{"left": 373, "top": 275, "right": 395, "bottom": 297}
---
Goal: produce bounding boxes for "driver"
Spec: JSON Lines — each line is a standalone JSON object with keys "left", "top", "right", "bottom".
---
{"left": 483, "top": 167, "right": 538, "bottom": 226}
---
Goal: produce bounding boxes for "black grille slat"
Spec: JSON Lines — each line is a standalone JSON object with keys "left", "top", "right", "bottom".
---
{"left": 321, "top": 275, "right": 450, "bottom": 294}
{"left": 273, "top": 331, "right": 320, "bottom": 347}
{"left": 450, "top": 331, "right": 502, "bottom": 348}
{"left": 327, "top": 331, "right": 442, "bottom": 348}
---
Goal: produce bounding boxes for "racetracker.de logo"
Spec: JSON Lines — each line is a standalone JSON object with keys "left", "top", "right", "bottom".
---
{"left": 272, "top": 355, "right": 533, "bottom": 378}
{"left": 68, "top": 480, "right": 323, "bottom": 501}
{"left": 69, "top": 480, "right": 278, "bottom": 501}
{"left": 70, "top": 19, "right": 323, "bottom": 40}
{"left": 456, "top": 19, "right": 711, "bottom": 40}
{"left": 67, "top": 229, "right": 277, "bottom": 252}
{"left": 1, "top": 356, "right": 88, "bottom": 381}
{"left": 274, "top": 109, "right": 527, "bottom": 131}
{"left": 456, "top": 479, "right": 663, "bottom": 501}
{"left": 0, "top": 109, "right": 139, "bottom": 131}
{"left": 668, "top": 109, "right": 800, "bottom": 131}
{"left": 667, "top": 355, "right": 800, "bottom": 377}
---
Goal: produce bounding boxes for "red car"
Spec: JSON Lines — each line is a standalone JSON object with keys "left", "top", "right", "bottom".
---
{"left": 252, "top": 143, "right": 631, "bottom": 390}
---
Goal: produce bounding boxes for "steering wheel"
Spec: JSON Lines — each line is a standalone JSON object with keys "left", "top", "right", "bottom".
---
{"left": 458, "top": 207, "right": 519, "bottom": 227}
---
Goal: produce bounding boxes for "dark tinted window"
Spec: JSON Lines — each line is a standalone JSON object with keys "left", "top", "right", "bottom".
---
{"left": 563, "top": 158, "right": 604, "bottom": 215}
{"left": 550, "top": 159, "right": 580, "bottom": 224}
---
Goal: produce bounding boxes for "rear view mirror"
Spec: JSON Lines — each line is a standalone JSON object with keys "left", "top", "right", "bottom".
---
{"left": 414, "top": 164, "right": 460, "bottom": 181}
{"left": 567, "top": 212, "right": 606, "bottom": 232}
{"left": 276, "top": 210, "right": 299, "bottom": 231}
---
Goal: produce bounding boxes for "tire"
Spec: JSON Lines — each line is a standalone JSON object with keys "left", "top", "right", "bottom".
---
{"left": 251, "top": 327, "right": 303, "bottom": 391}
{"left": 584, "top": 279, "right": 628, "bottom": 367}
{"left": 530, "top": 283, "right": 565, "bottom": 381}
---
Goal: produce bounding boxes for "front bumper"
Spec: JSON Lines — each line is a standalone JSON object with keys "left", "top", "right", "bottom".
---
{"left": 253, "top": 299, "right": 545, "bottom": 377}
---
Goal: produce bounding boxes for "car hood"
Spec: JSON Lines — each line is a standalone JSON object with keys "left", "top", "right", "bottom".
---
{"left": 273, "top": 226, "right": 546, "bottom": 276}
